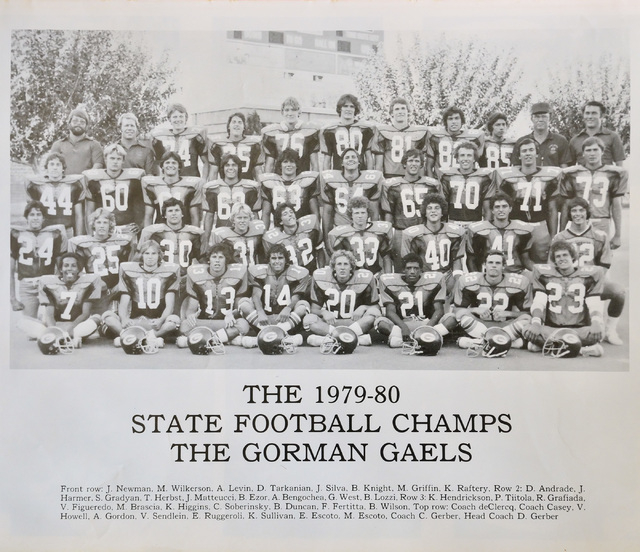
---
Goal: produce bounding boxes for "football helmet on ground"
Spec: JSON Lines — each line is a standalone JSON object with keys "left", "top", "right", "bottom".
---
{"left": 464, "top": 327, "right": 512, "bottom": 358}
{"left": 320, "top": 327, "right": 358, "bottom": 355}
{"left": 542, "top": 328, "right": 582, "bottom": 358}
{"left": 402, "top": 326, "right": 442, "bottom": 356}
{"left": 188, "top": 327, "right": 226, "bottom": 355}
{"left": 38, "top": 327, "right": 74, "bottom": 355}
{"left": 120, "top": 326, "right": 159, "bottom": 355}
{"left": 257, "top": 326, "right": 297, "bottom": 355}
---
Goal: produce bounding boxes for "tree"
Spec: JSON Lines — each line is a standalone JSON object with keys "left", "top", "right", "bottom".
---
{"left": 245, "top": 110, "right": 263, "bottom": 136}
{"left": 537, "top": 54, "right": 630, "bottom": 155}
{"left": 11, "top": 30, "right": 178, "bottom": 167}
{"left": 354, "top": 34, "right": 530, "bottom": 129}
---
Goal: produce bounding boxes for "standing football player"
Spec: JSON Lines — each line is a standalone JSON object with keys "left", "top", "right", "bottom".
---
{"left": 478, "top": 112, "right": 516, "bottom": 169}
{"left": 262, "top": 97, "right": 320, "bottom": 173}
{"left": 210, "top": 203, "right": 265, "bottom": 266}
{"left": 209, "top": 112, "right": 264, "bottom": 181}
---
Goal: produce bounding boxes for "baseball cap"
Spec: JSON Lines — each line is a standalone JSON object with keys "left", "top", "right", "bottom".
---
{"left": 531, "top": 102, "right": 551, "bottom": 115}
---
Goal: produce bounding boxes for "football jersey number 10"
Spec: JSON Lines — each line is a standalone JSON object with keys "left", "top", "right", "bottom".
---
{"left": 136, "top": 277, "right": 162, "bottom": 310}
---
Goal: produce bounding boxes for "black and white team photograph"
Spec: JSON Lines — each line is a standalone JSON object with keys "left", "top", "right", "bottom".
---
{"left": 9, "top": 26, "right": 630, "bottom": 370}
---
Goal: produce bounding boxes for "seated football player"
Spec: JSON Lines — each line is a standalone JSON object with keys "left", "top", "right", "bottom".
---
{"left": 259, "top": 148, "right": 319, "bottom": 229}
{"left": 522, "top": 239, "right": 605, "bottom": 356}
{"left": 441, "top": 249, "right": 531, "bottom": 351}
{"left": 211, "top": 203, "right": 265, "bottom": 266}
{"left": 552, "top": 197, "right": 625, "bottom": 345}
{"left": 18, "top": 252, "right": 101, "bottom": 348}
{"left": 202, "top": 153, "right": 262, "bottom": 241}
{"left": 69, "top": 208, "right": 136, "bottom": 315}
{"left": 150, "top": 102, "right": 208, "bottom": 178}
{"left": 262, "top": 203, "right": 324, "bottom": 272}
{"left": 11, "top": 201, "right": 68, "bottom": 318}
{"left": 262, "top": 97, "right": 320, "bottom": 173}
{"left": 401, "top": 192, "right": 465, "bottom": 294}
{"left": 466, "top": 192, "right": 534, "bottom": 274}
{"left": 102, "top": 240, "right": 181, "bottom": 347}
{"left": 177, "top": 244, "right": 250, "bottom": 347}
{"left": 327, "top": 196, "right": 392, "bottom": 275}
{"left": 142, "top": 151, "right": 202, "bottom": 227}
{"left": 478, "top": 112, "right": 516, "bottom": 169}
{"left": 380, "top": 149, "right": 442, "bottom": 270}
{"left": 209, "top": 111, "right": 263, "bottom": 181}
{"left": 237, "top": 244, "right": 310, "bottom": 347}
{"left": 374, "top": 253, "right": 447, "bottom": 348}
{"left": 84, "top": 144, "right": 145, "bottom": 235}
{"left": 303, "top": 250, "right": 381, "bottom": 347}
{"left": 25, "top": 152, "right": 85, "bottom": 237}
{"left": 319, "top": 147, "right": 384, "bottom": 244}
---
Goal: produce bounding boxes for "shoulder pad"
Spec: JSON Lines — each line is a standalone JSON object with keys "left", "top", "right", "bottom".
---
{"left": 238, "top": 178, "right": 260, "bottom": 190}
{"left": 242, "top": 135, "right": 262, "bottom": 145}
{"left": 464, "top": 129, "right": 484, "bottom": 138}
{"left": 403, "top": 225, "right": 424, "bottom": 237}
{"left": 320, "top": 170, "right": 345, "bottom": 184}
{"left": 263, "top": 228, "right": 285, "bottom": 242}
{"left": 142, "top": 175, "right": 165, "bottom": 185}
{"left": 602, "top": 165, "right": 627, "bottom": 176}
{"left": 537, "top": 166, "right": 562, "bottom": 177}
{"left": 182, "top": 225, "right": 205, "bottom": 236}
{"left": 248, "top": 220, "right": 266, "bottom": 235}
{"left": 329, "top": 224, "right": 353, "bottom": 239}
{"left": 141, "top": 223, "right": 168, "bottom": 235}
{"left": 226, "top": 264, "right": 247, "bottom": 279}
{"left": 533, "top": 264, "right": 557, "bottom": 278}
{"left": 428, "top": 127, "right": 447, "bottom": 138}
{"left": 213, "top": 227, "right": 235, "bottom": 239}
{"left": 462, "top": 272, "right": 481, "bottom": 285}
{"left": 287, "top": 265, "right": 310, "bottom": 280}
{"left": 261, "top": 123, "right": 281, "bottom": 135}
{"left": 181, "top": 176, "right": 203, "bottom": 186}
{"left": 509, "top": 220, "right": 534, "bottom": 234}
{"left": 562, "top": 165, "right": 584, "bottom": 175}
{"left": 203, "top": 179, "right": 225, "bottom": 191}
{"left": 379, "top": 273, "right": 402, "bottom": 284}
{"left": 384, "top": 177, "right": 403, "bottom": 188}
{"left": 259, "top": 173, "right": 282, "bottom": 184}
{"left": 472, "top": 168, "right": 494, "bottom": 177}
{"left": 120, "top": 168, "right": 145, "bottom": 180}
{"left": 360, "top": 170, "right": 384, "bottom": 181}
{"left": 497, "top": 166, "right": 520, "bottom": 178}
{"left": 444, "top": 222, "right": 466, "bottom": 237}
{"left": 298, "top": 214, "right": 318, "bottom": 230}
{"left": 369, "top": 220, "right": 393, "bottom": 234}
{"left": 438, "top": 167, "right": 459, "bottom": 177}
{"left": 321, "top": 122, "right": 339, "bottom": 132}
{"left": 62, "top": 175, "right": 84, "bottom": 185}
{"left": 353, "top": 269, "right": 374, "bottom": 283}
{"left": 312, "top": 268, "right": 331, "bottom": 281}
{"left": 295, "top": 171, "right": 319, "bottom": 186}
{"left": 419, "top": 271, "right": 444, "bottom": 287}
{"left": 83, "top": 169, "right": 108, "bottom": 180}
{"left": 249, "top": 264, "right": 268, "bottom": 279}
{"left": 162, "top": 262, "right": 181, "bottom": 275}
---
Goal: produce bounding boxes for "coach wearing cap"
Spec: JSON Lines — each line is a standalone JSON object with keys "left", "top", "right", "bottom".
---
{"left": 511, "top": 102, "right": 571, "bottom": 168}
{"left": 50, "top": 106, "right": 104, "bottom": 174}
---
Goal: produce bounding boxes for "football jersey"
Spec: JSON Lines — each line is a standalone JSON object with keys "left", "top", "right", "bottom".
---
{"left": 211, "top": 220, "right": 265, "bottom": 266}
{"left": 427, "top": 127, "right": 485, "bottom": 173}
{"left": 560, "top": 165, "right": 628, "bottom": 219}
{"left": 201, "top": 179, "right": 262, "bottom": 227}
{"left": 151, "top": 126, "right": 207, "bottom": 177}
{"left": 186, "top": 263, "right": 248, "bottom": 320}
{"left": 453, "top": 272, "right": 532, "bottom": 318}
{"left": 138, "top": 223, "right": 204, "bottom": 275}
{"left": 311, "top": 267, "right": 379, "bottom": 317}
{"left": 249, "top": 264, "right": 310, "bottom": 315}
{"left": 379, "top": 271, "right": 446, "bottom": 320}
{"left": 381, "top": 176, "right": 442, "bottom": 230}
{"left": 400, "top": 222, "right": 465, "bottom": 273}
{"left": 466, "top": 220, "right": 534, "bottom": 273}
{"left": 327, "top": 221, "right": 393, "bottom": 274}
{"left": 532, "top": 264, "right": 605, "bottom": 327}
{"left": 68, "top": 233, "right": 135, "bottom": 289}
{"left": 319, "top": 169, "right": 384, "bottom": 227}
{"left": 10, "top": 225, "right": 67, "bottom": 279}
{"left": 25, "top": 175, "right": 85, "bottom": 232}
{"left": 261, "top": 121, "right": 320, "bottom": 172}
{"left": 262, "top": 214, "right": 322, "bottom": 272}
{"left": 439, "top": 167, "right": 494, "bottom": 222}
{"left": 141, "top": 175, "right": 203, "bottom": 225}
{"left": 320, "top": 120, "right": 376, "bottom": 169}
{"left": 118, "top": 261, "right": 181, "bottom": 319}
{"left": 209, "top": 134, "right": 264, "bottom": 177}
{"left": 552, "top": 224, "right": 612, "bottom": 269}
{"left": 371, "top": 124, "right": 429, "bottom": 177}
{"left": 83, "top": 168, "right": 146, "bottom": 228}
{"left": 478, "top": 136, "right": 516, "bottom": 169}
{"left": 38, "top": 273, "right": 101, "bottom": 322}
{"left": 259, "top": 171, "right": 319, "bottom": 218}
{"left": 492, "top": 166, "right": 561, "bottom": 224}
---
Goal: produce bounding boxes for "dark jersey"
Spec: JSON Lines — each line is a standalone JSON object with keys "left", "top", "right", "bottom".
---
{"left": 379, "top": 271, "right": 446, "bottom": 320}
{"left": 310, "top": 267, "right": 378, "bottom": 318}
{"left": 453, "top": 272, "right": 532, "bottom": 318}
{"left": 259, "top": 171, "right": 319, "bottom": 218}
{"left": 320, "top": 120, "right": 376, "bottom": 169}
{"left": 201, "top": 179, "right": 262, "bottom": 227}
{"left": 400, "top": 223, "right": 465, "bottom": 273}
{"left": 248, "top": 264, "right": 310, "bottom": 315}
{"left": 381, "top": 176, "right": 442, "bottom": 230}
{"left": 68, "top": 233, "right": 135, "bottom": 289}
{"left": 327, "top": 221, "right": 393, "bottom": 274}
{"left": 38, "top": 274, "right": 101, "bottom": 322}
{"left": 427, "top": 127, "right": 485, "bottom": 173}
{"left": 466, "top": 220, "right": 534, "bottom": 273}
{"left": 211, "top": 220, "right": 265, "bottom": 266}
{"left": 372, "top": 124, "right": 429, "bottom": 177}
{"left": 10, "top": 225, "right": 67, "bottom": 279}
{"left": 138, "top": 223, "right": 204, "bottom": 275}
{"left": 439, "top": 167, "right": 494, "bottom": 222}
{"left": 478, "top": 136, "right": 516, "bottom": 169}
{"left": 560, "top": 165, "right": 628, "bottom": 219}
{"left": 186, "top": 263, "right": 248, "bottom": 320}
{"left": 209, "top": 134, "right": 264, "bottom": 178}
{"left": 262, "top": 214, "right": 322, "bottom": 272}
{"left": 319, "top": 169, "right": 384, "bottom": 227}
{"left": 141, "top": 175, "right": 202, "bottom": 225}
{"left": 552, "top": 224, "right": 612, "bottom": 269}
{"left": 151, "top": 126, "right": 207, "bottom": 177}
{"left": 118, "top": 261, "right": 180, "bottom": 319}
{"left": 25, "top": 175, "right": 85, "bottom": 232}
{"left": 261, "top": 121, "right": 320, "bottom": 172}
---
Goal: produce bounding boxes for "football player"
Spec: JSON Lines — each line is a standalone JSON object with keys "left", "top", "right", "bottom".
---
{"left": 117, "top": 112, "right": 157, "bottom": 175}
{"left": 209, "top": 112, "right": 263, "bottom": 181}
{"left": 84, "top": 144, "right": 145, "bottom": 235}
{"left": 25, "top": 152, "right": 85, "bottom": 237}
{"left": 142, "top": 151, "right": 202, "bottom": 227}
{"left": 490, "top": 138, "right": 561, "bottom": 263}
{"left": 262, "top": 203, "right": 324, "bottom": 272}
{"left": 466, "top": 192, "right": 534, "bottom": 274}
{"left": 523, "top": 239, "right": 605, "bottom": 356}
{"left": 380, "top": 149, "right": 441, "bottom": 269}
{"left": 150, "top": 103, "right": 208, "bottom": 178}
{"left": 262, "top": 97, "right": 320, "bottom": 173}
{"left": 327, "top": 196, "right": 393, "bottom": 275}
{"left": 102, "top": 240, "right": 181, "bottom": 347}
{"left": 178, "top": 244, "right": 250, "bottom": 347}
{"left": 259, "top": 148, "right": 319, "bottom": 229}
{"left": 400, "top": 192, "right": 465, "bottom": 294}
{"left": 320, "top": 94, "right": 376, "bottom": 170}
{"left": 50, "top": 106, "right": 104, "bottom": 174}
{"left": 202, "top": 153, "right": 262, "bottom": 241}
{"left": 372, "top": 98, "right": 429, "bottom": 178}
{"left": 237, "top": 244, "right": 310, "bottom": 346}
{"left": 68, "top": 208, "right": 136, "bottom": 315}
{"left": 426, "top": 106, "right": 485, "bottom": 177}
{"left": 375, "top": 253, "right": 447, "bottom": 348}
{"left": 318, "top": 147, "right": 384, "bottom": 244}
{"left": 552, "top": 197, "right": 625, "bottom": 345}
{"left": 11, "top": 201, "right": 68, "bottom": 318}
{"left": 438, "top": 141, "right": 493, "bottom": 226}
{"left": 560, "top": 136, "right": 628, "bottom": 249}
{"left": 304, "top": 250, "right": 381, "bottom": 347}
{"left": 569, "top": 101, "right": 625, "bottom": 167}
{"left": 210, "top": 203, "right": 265, "bottom": 266}
{"left": 444, "top": 250, "right": 531, "bottom": 350}
{"left": 478, "top": 112, "right": 515, "bottom": 169}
